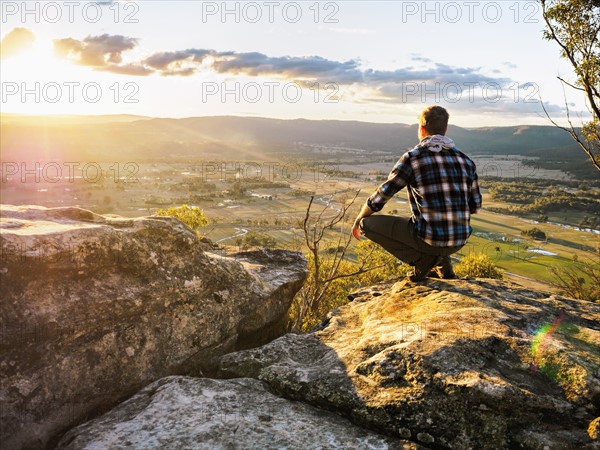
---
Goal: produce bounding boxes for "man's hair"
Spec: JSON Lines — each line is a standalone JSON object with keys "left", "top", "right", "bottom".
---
{"left": 419, "top": 106, "right": 449, "bottom": 136}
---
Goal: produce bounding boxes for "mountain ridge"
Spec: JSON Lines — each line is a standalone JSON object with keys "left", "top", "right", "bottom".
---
{"left": 2, "top": 113, "right": 592, "bottom": 177}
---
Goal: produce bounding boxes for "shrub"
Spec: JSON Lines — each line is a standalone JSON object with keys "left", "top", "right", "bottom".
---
{"left": 454, "top": 253, "right": 503, "bottom": 279}
{"left": 550, "top": 259, "right": 600, "bottom": 302}
{"left": 155, "top": 204, "right": 208, "bottom": 236}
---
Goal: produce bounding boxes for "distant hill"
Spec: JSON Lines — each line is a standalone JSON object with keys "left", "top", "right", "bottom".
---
{"left": 0, "top": 113, "right": 150, "bottom": 125}
{"left": 0, "top": 114, "right": 593, "bottom": 177}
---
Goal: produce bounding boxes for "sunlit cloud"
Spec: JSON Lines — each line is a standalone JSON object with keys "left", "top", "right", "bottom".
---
{"left": 1, "top": 27, "right": 35, "bottom": 60}
{"left": 53, "top": 34, "right": 138, "bottom": 67}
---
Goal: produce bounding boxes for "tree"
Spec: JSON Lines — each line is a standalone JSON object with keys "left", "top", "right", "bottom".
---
{"left": 540, "top": 0, "right": 600, "bottom": 171}
{"left": 288, "top": 192, "right": 398, "bottom": 331}
{"left": 521, "top": 227, "right": 548, "bottom": 240}
{"left": 236, "top": 231, "right": 278, "bottom": 250}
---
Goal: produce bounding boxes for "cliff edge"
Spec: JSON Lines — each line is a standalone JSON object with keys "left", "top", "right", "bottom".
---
{"left": 0, "top": 205, "right": 307, "bottom": 450}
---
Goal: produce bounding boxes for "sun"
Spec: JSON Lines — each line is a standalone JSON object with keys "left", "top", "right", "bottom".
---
{"left": 1, "top": 36, "right": 95, "bottom": 115}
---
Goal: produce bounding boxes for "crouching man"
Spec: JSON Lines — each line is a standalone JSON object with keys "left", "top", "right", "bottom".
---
{"left": 351, "top": 106, "right": 482, "bottom": 281}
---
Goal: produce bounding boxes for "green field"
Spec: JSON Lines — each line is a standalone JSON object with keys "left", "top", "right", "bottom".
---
{"left": 462, "top": 209, "right": 598, "bottom": 283}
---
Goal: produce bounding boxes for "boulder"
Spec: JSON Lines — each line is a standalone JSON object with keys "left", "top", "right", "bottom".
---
{"left": 55, "top": 376, "right": 423, "bottom": 450}
{"left": 219, "top": 278, "right": 600, "bottom": 449}
{"left": 0, "top": 205, "right": 307, "bottom": 450}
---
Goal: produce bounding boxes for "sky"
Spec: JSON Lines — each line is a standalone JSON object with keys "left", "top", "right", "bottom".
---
{"left": 0, "top": 0, "right": 592, "bottom": 126}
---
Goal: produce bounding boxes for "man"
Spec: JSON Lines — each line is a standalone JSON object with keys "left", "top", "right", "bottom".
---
{"left": 351, "top": 106, "right": 482, "bottom": 282}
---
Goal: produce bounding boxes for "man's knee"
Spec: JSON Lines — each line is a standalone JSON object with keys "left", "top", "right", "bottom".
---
{"left": 358, "top": 216, "right": 370, "bottom": 233}
{"left": 358, "top": 217, "right": 368, "bottom": 233}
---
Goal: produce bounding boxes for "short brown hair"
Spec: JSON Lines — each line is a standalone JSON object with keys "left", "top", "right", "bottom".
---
{"left": 419, "top": 106, "right": 449, "bottom": 135}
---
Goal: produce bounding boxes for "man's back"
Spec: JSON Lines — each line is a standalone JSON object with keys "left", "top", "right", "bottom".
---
{"left": 401, "top": 144, "right": 481, "bottom": 247}
{"left": 366, "top": 135, "right": 481, "bottom": 248}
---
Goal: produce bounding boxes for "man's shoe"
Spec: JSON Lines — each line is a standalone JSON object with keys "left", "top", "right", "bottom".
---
{"left": 408, "top": 255, "right": 442, "bottom": 282}
{"left": 439, "top": 256, "right": 458, "bottom": 279}
{"left": 431, "top": 256, "right": 458, "bottom": 279}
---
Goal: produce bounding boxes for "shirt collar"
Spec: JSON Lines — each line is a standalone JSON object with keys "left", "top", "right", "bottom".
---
{"left": 418, "top": 135, "right": 455, "bottom": 152}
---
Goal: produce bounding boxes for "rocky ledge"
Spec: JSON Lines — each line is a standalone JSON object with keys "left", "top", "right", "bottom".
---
{"left": 55, "top": 277, "right": 599, "bottom": 449}
{"left": 0, "top": 205, "right": 307, "bottom": 450}
{"left": 218, "top": 279, "right": 600, "bottom": 449}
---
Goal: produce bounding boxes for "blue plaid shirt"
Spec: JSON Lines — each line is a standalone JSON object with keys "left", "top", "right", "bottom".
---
{"left": 367, "top": 141, "right": 482, "bottom": 247}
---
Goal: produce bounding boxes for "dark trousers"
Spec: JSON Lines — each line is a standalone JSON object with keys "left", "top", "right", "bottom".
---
{"left": 359, "top": 215, "right": 462, "bottom": 266}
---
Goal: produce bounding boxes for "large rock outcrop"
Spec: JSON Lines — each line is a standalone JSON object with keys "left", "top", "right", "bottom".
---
{"left": 56, "top": 376, "right": 422, "bottom": 450}
{"left": 0, "top": 205, "right": 307, "bottom": 450}
{"left": 217, "top": 279, "right": 600, "bottom": 449}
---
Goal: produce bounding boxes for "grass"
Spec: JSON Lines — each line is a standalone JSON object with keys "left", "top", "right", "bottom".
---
{"left": 458, "top": 208, "right": 598, "bottom": 284}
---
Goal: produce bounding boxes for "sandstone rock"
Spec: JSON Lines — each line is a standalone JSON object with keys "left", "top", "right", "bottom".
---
{"left": 219, "top": 278, "right": 600, "bottom": 449}
{"left": 56, "top": 375, "right": 424, "bottom": 450}
{"left": 0, "top": 205, "right": 307, "bottom": 450}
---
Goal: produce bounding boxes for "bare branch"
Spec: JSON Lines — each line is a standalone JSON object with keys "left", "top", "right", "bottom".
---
{"left": 303, "top": 196, "right": 315, "bottom": 251}
{"left": 322, "top": 261, "right": 392, "bottom": 283}
{"left": 539, "top": 83, "right": 600, "bottom": 172}
{"left": 294, "top": 188, "right": 397, "bottom": 330}
{"left": 557, "top": 76, "right": 586, "bottom": 92}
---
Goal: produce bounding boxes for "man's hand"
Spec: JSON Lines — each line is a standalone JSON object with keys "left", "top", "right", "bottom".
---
{"left": 351, "top": 202, "right": 374, "bottom": 241}
{"left": 351, "top": 222, "right": 362, "bottom": 240}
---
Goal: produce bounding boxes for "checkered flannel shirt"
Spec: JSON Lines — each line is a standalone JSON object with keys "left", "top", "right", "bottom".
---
{"left": 367, "top": 143, "right": 482, "bottom": 247}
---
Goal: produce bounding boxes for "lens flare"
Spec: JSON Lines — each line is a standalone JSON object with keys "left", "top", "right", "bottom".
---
{"left": 530, "top": 313, "right": 565, "bottom": 373}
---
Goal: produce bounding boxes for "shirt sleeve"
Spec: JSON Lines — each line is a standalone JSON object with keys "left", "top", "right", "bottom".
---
{"left": 469, "top": 168, "right": 482, "bottom": 214}
{"left": 366, "top": 153, "right": 411, "bottom": 212}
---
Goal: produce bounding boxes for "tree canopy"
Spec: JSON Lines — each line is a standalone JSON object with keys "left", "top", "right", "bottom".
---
{"left": 541, "top": 0, "right": 600, "bottom": 171}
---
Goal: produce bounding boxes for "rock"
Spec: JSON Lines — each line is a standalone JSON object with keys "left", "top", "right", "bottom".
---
{"left": 55, "top": 375, "right": 424, "bottom": 450}
{"left": 0, "top": 205, "right": 307, "bottom": 450}
{"left": 219, "top": 278, "right": 600, "bottom": 449}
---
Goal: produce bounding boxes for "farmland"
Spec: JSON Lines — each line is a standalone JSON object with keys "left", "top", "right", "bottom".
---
{"left": 3, "top": 153, "right": 597, "bottom": 293}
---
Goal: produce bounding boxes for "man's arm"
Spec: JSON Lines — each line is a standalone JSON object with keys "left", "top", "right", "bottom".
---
{"left": 469, "top": 170, "right": 482, "bottom": 214}
{"left": 351, "top": 155, "right": 410, "bottom": 240}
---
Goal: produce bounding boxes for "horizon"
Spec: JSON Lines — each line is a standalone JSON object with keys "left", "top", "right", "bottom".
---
{"left": 0, "top": 111, "right": 580, "bottom": 130}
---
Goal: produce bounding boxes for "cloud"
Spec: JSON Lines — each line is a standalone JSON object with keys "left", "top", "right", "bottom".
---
{"left": 1, "top": 27, "right": 35, "bottom": 60}
{"left": 98, "top": 63, "right": 154, "bottom": 76}
{"left": 212, "top": 52, "right": 363, "bottom": 82}
{"left": 410, "top": 54, "right": 432, "bottom": 63}
{"left": 52, "top": 34, "right": 366, "bottom": 80}
{"left": 54, "top": 34, "right": 138, "bottom": 67}
{"left": 141, "top": 49, "right": 222, "bottom": 76}
{"left": 52, "top": 33, "right": 533, "bottom": 111}
{"left": 144, "top": 49, "right": 215, "bottom": 69}
{"left": 362, "top": 64, "right": 510, "bottom": 88}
